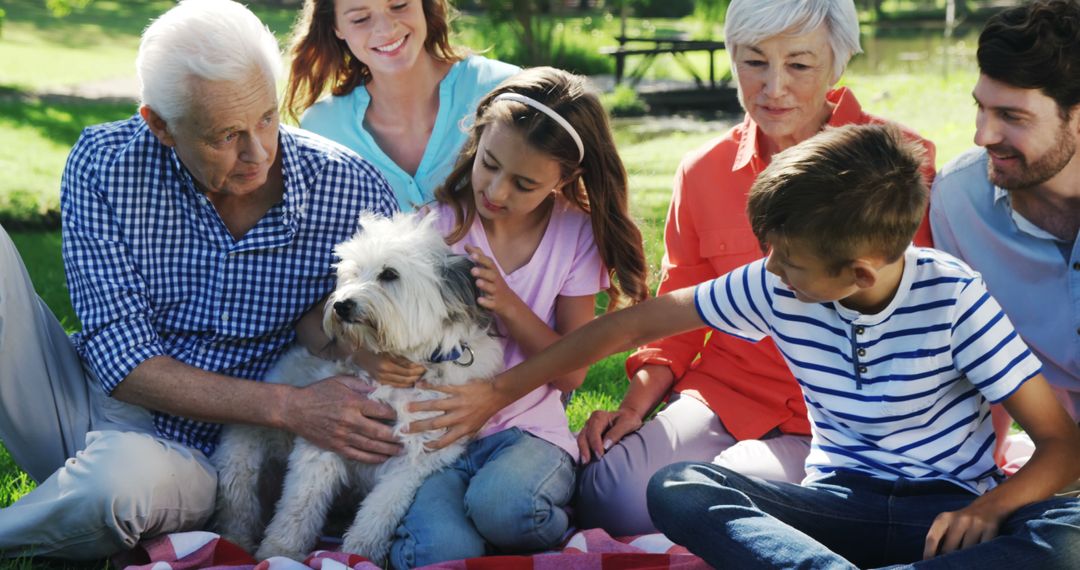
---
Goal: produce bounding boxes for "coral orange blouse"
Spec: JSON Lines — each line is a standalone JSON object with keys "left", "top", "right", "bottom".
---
{"left": 625, "top": 87, "right": 937, "bottom": 441}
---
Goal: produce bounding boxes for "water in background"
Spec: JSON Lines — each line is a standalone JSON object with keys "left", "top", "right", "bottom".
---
{"left": 849, "top": 23, "right": 981, "bottom": 76}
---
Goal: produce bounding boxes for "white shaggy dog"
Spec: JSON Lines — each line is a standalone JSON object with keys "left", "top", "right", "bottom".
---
{"left": 212, "top": 212, "right": 503, "bottom": 563}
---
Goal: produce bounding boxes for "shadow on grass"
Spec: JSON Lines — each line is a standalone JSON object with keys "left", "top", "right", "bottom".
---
{"left": 2, "top": 0, "right": 302, "bottom": 45}
{"left": 0, "top": 91, "right": 136, "bottom": 146}
{"left": 2, "top": 0, "right": 174, "bottom": 46}
{"left": 0, "top": 90, "right": 134, "bottom": 228}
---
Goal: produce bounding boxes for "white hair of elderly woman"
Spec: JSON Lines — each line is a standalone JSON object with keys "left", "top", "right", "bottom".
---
{"left": 136, "top": 0, "right": 283, "bottom": 123}
{"left": 724, "top": 0, "right": 862, "bottom": 83}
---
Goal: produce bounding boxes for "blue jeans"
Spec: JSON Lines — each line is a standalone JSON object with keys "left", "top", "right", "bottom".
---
{"left": 388, "top": 428, "right": 575, "bottom": 569}
{"left": 647, "top": 462, "right": 1080, "bottom": 569}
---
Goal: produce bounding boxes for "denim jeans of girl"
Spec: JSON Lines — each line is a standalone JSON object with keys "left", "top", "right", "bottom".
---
{"left": 647, "top": 462, "right": 1080, "bottom": 569}
{"left": 389, "top": 428, "right": 575, "bottom": 569}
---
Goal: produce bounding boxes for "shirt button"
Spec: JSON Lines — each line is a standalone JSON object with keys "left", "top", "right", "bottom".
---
{"left": 855, "top": 326, "right": 865, "bottom": 335}
{"left": 859, "top": 366, "right": 868, "bottom": 374}
{"left": 221, "top": 312, "right": 230, "bottom": 322}
{"left": 857, "top": 348, "right": 866, "bottom": 357}
{"left": 1073, "top": 262, "right": 1080, "bottom": 271}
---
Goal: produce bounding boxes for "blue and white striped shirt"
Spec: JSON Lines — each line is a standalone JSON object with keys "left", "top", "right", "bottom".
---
{"left": 61, "top": 115, "right": 397, "bottom": 455}
{"left": 694, "top": 247, "right": 1041, "bottom": 493}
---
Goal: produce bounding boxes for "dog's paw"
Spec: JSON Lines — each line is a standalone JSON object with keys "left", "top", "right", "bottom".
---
{"left": 255, "top": 538, "right": 308, "bottom": 562}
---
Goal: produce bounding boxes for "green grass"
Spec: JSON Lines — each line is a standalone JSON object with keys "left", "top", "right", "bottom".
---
{"left": 0, "top": 98, "right": 136, "bottom": 228}
{"left": 9, "top": 229, "right": 76, "bottom": 330}
{"left": 839, "top": 71, "right": 979, "bottom": 167}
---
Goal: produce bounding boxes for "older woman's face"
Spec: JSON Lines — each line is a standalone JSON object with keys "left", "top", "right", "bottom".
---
{"left": 734, "top": 25, "right": 837, "bottom": 150}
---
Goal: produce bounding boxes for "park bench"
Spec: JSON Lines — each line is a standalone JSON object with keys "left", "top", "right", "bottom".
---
{"left": 600, "top": 35, "right": 729, "bottom": 89}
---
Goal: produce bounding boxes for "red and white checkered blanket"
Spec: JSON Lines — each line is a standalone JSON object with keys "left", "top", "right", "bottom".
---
{"left": 118, "top": 529, "right": 710, "bottom": 570}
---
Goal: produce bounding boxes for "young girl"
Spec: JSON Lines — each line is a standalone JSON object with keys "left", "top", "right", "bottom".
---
{"left": 388, "top": 67, "right": 648, "bottom": 568}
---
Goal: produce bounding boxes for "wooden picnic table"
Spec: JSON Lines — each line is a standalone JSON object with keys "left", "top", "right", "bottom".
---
{"left": 600, "top": 35, "right": 729, "bottom": 89}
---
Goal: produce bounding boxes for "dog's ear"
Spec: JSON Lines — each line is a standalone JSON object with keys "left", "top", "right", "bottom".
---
{"left": 440, "top": 254, "right": 493, "bottom": 329}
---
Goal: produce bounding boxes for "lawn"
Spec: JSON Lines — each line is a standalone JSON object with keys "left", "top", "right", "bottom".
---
{"left": 0, "top": 0, "right": 983, "bottom": 564}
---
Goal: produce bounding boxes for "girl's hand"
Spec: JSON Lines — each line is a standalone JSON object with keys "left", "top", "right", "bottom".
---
{"left": 407, "top": 380, "right": 510, "bottom": 449}
{"left": 923, "top": 501, "right": 1006, "bottom": 559}
{"left": 466, "top": 245, "right": 526, "bottom": 319}
{"left": 577, "top": 408, "right": 644, "bottom": 463}
{"left": 350, "top": 346, "right": 425, "bottom": 388}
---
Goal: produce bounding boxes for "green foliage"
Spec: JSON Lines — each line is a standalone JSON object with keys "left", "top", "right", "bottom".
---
{"left": 693, "top": 0, "right": 730, "bottom": 24}
{"left": 628, "top": 0, "right": 695, "bottom": 19}
{"left": 601, "top": 84, "right": 648, "bottom": 117}
{"left": 465, "top": 2, "right": 613, "bottom": 74}
{"left": 45, "top": 0, "right": 93, "bottom": 17}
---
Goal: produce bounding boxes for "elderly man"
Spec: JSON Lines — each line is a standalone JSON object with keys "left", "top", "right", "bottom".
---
{"left": 0, "top": 0, "right": 399, "bottom": 558}
{"left": 930, "top": 0, "right": 1080, "bottom": 455}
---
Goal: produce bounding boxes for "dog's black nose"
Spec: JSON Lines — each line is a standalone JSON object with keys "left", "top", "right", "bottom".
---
{"left": 333, "top": 299, "right": 356, "bottom": 319}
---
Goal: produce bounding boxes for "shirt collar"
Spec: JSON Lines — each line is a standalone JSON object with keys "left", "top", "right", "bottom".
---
{"left": 277, "top": 126, "right": 306, "bottom": 232}
{"left": 834, "top": 246, "right": 919, "bottom": 325}
{"left": 992, "top": 184, "right": 1064, "bottom": 242}
{"left": 733, "top": 86, "right": 864, "bottom": 173}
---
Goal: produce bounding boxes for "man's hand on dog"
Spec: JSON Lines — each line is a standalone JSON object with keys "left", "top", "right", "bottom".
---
{"left": 283, "top": 375, "right": 402, "bottom": 462}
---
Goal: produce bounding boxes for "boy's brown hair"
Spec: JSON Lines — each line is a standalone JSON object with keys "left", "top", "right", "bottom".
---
{"left": 747, "top": 123, "right": 928, "bottom": 273}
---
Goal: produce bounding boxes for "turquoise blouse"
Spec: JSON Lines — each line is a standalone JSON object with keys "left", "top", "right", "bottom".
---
{"left": 300, "top": 55, "right": 519, "bottom": 211}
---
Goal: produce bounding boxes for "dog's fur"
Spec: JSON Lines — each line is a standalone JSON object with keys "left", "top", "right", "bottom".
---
{"left": 212, "top": 212, "right": 503, "bottom": 563}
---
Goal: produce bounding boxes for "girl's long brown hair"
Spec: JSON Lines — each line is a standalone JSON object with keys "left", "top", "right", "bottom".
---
{"left": 436, "top": 67, "right": 648, "bottom": 310}
{"left": 283, "top": 0, "right": 464, "bottom": 122}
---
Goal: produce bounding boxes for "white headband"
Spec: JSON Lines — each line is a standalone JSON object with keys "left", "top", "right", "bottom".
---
{"left": 492, "top": 92, "right": 585, "bottom": 163}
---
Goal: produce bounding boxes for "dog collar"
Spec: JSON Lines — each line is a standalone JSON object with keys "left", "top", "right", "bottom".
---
{"left": 428, "top": 343, "right": 475, "bottom": 367}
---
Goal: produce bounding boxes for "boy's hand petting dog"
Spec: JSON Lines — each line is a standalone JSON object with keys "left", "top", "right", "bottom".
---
{"left": 350, "top": 346, "right": 425, "bottom": 388}
{"left": 466, "top": 245, "right": 528, "bottom": 320}
{"left": 282, "top": 375, "right": 403, "bottom": 463}
{"left": 923, "top": 500, "right": 1006, "bottom": 559}
{"left": 577, "top": 408, "right": 644, "bottom": 463}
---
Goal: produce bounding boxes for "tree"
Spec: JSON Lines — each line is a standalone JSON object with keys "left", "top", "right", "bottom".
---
{"left": 473, "top": 0, "right": 563, "bottom": 67}
{"left": 45, "top": 0, "right": 92, "bottom": 17}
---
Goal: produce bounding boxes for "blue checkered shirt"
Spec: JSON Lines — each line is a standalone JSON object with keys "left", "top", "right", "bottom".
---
{"left": 61, "top": 115, "right": 397, "bottom": 455}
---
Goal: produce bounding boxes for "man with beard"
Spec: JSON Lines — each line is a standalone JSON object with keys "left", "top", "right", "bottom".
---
{"left": 930, "top": 0, "right": 1080, "bottom": 470}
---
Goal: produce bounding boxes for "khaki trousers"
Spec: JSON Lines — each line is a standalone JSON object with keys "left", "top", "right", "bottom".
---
{"left": 0, "top": 226, "right": 216, "bottom": 559}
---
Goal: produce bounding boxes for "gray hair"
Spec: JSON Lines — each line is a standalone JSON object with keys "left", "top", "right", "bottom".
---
{"left": 724, "top": 0, "right": 862, "bottom": 83}
{"left": 136, "top": 0, "right": 283, "bottom": 123}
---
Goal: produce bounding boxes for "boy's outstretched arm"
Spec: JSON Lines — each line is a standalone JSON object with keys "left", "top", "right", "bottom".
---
{"left": 409, "top": 287, "right": 705, "bottom": 449}
{"left": 924, "top": 374, "right": 1080, "bottom": 559}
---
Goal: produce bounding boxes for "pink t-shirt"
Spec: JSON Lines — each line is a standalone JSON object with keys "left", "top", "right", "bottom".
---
{"left": 430, "top": 199, "right": 609, "bottom": 457}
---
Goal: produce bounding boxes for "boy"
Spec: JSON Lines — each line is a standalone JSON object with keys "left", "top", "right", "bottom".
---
{"left": 413, "top": 123, "right": 1080, "bottom": 567}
